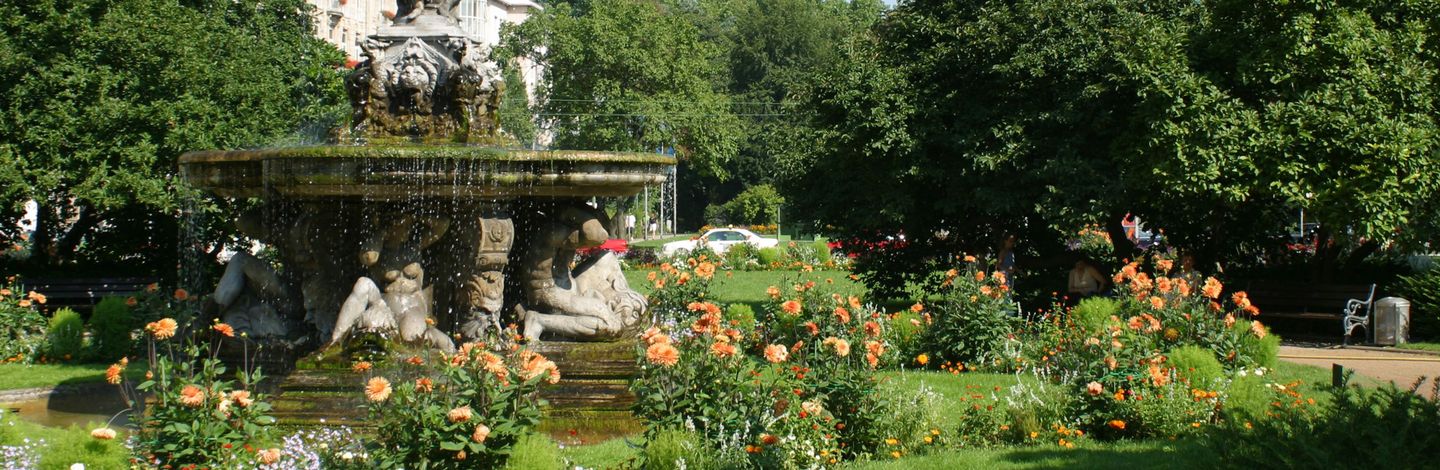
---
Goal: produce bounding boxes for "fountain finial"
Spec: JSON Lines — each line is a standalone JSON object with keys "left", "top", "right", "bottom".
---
{"left": 342, "top": 0, "right": 505, "bottom": 143}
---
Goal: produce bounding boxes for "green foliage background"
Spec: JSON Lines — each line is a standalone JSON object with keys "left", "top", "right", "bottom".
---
{"left": 0, "top": 0, "right": 347, "bottom": 274}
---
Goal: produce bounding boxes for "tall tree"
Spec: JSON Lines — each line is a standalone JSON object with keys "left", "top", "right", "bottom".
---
{"left": 503, "top": 0, "right": 742, "bottom": 181}
{"left": 0, "top": 0, "right": 347, "bottom": 272}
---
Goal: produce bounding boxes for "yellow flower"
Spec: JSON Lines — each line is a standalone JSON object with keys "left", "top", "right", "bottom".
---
{"left": 915, "top": 354, "right": 929, "bottom": 366}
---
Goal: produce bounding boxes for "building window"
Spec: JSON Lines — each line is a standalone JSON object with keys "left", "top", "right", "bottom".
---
{"left": 458, "top": 0, "right": 483, "bottom": 37}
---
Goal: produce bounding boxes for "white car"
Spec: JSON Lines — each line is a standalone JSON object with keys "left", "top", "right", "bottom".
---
{"left": 661, "top": 228, "right": 779, "bottom": 256}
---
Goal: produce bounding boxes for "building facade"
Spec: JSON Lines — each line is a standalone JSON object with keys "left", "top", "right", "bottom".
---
{"left": 309, "top": 0, "right": 542, "bottom": 59}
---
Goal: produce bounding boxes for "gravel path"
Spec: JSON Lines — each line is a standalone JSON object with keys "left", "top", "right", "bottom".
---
{"left": 1279, "top": 345, "right": 1440, "bottom": 395}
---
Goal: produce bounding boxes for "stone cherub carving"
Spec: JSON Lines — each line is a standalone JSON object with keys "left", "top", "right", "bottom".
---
{"left": 331, "top": 214, "right": 455, "bottom": 352}
{"left": 516, "top": 205, "right": 646, "bottom": 340}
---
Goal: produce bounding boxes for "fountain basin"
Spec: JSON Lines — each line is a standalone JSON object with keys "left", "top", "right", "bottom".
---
{"left": 180, "top": 146, "right": 674, "bottom": 200}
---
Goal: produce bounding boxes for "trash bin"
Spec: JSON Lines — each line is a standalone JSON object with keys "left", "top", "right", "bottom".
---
{"left": 1374, "top": 297, "right": 1411, "bottom": 345}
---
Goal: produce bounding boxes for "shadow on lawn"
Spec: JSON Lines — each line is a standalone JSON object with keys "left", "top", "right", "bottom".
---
{"left": 1000, "top": 440, "right": 1211, "bottom": 469}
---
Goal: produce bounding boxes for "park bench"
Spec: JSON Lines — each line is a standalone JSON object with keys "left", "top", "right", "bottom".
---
{"left": 21, "top": 277, "right": 159, "bottom": 314}
{"left": 1243, "top": 281, "right": 1376, "bottom": 344}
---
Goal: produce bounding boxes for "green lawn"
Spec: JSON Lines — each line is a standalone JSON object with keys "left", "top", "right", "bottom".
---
{"left": 0, "top": 413, "right": 130, "bottom": 469}
{"left": 1395, "top": 342, "right": 1440, "bottom": 353}
{"left": 0, "top": 363, "right": 140, "bottom": 392}
{"left": 624, "top": 269, "right": 865, "bottom": 307}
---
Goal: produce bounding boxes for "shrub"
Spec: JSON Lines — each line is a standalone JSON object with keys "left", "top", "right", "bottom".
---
{"left": 504, "top": 433, "right": 563, "bottom": 470}
{"left": 362, "top": 338, "right": 558, "bottom": 468}
{"left": 989, "top": 258, "right": 1278, "bottom": 441}
{"left": 1071, "top": 297, "right": 1120, "bottom": 333}
{"left": 642, "top": 428, "right": 716, "bottom": 470}
{"left": 917, "top": 259, "right": 1019, "bottom": 367}
{"left": 724, "top": 242, "right": 761, "bottom": 271}
{"left": 1168, "top": 345, "right": 1226, "bottom": 389}
{"left": 633, "top": 275, "right": 903, "bottom": 466}
{"left": 1392, "top": 269, "right": 1440, "bottom": 340}
{"left": 1233, "top": 319, "right": 1280, "bottom": 368}
{"left": 46, "top": 308, "right": 85, "bottom": 362}
{"left": 88, "top": 297, "right": 133, "bottom": 362}
{"left": 714, "top": 185, "right": 784, "bottom": 226}
{"left": 756, "top": 247, "right": 785, "bottom": 267}
{"left": 0, "top": 277, "right": 47, "bottom": 363}
{"left": 869, "top": 382, "right": 948, "bottom": 456}
{"left": 641, "top": 257, "right": 720, "bottom": 324}
{"left": 1218, "top": 373, "right": 1271, "bottom": 421}
{"left": 954, "top": 380, "right": 1080, "bottom": 448}
{"left": 1205, "top": 378, "right": 1440, "bottom": 468}
{"left": 724, "top": 303, "right": 755, "bottom": 329}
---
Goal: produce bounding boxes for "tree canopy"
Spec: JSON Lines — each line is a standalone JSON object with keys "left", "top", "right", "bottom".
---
{"left": 503, "top": 0, "right": 742, "bottom": 181}
{"left": 0, "top": 0, "right": 347, "bottom": 272}
{"left": 779, "top": 0, "right": 1440, "bottom": 290}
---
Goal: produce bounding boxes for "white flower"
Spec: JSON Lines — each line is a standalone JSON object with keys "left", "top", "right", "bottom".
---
{"left": 1254, "top": 368, "right": 1266, "bottom": 376}
{"left": 1238, "top": 369, "right": 1249, "bottom": 377}
{"left": 71, "top": 464, "right": 86, "bottom": 470}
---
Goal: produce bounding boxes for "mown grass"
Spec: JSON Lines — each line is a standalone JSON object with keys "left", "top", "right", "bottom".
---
{"left": 0, "top": 363, "right": 142, "bottom": 392}
{"left": 1395, "top": 342, "right": 1440, "bottom": 353}
{"left": 624, "top": 268, "right": 865, "bottom": 309}
{"left": 0, "top": 413, "right": 131, "bottom": 470}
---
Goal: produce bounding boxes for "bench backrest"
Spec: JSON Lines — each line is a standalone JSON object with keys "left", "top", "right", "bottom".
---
{"left": 1244, "top": 281, "right": 1375, "bottom": 314}
{"left": 22, "top": 277, "right": 159, "bottom": 309}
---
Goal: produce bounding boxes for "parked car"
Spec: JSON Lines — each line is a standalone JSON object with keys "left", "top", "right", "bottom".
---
{"left": 578, "top": 238, "right": 629, "bottom": 257}
{"left": 661, "top": 228, "right": 779, "bottom": 256}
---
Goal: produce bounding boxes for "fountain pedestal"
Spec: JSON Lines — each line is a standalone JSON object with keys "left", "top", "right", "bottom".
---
{"left": 266, "top": 341, "right": 643, "bottom": 442}
{"left": 530, "top": 341, "right": 643, "bottom": 442}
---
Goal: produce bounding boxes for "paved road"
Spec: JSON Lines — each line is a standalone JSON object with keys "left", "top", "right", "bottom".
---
{"left": 1279, "top": 345, "right": 1440, "bottom": 396}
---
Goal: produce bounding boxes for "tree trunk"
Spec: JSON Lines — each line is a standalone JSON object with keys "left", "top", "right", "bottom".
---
{"left": 28, "top": 199, "right": 53, "bottom": 267}
{"left": 1104, "top": 211, "right": 1137, "bottom": 264}
{"left": 53, "top": 202, "right": 103, "bottom": 265}
{"left": 1312, "top": 227, "right": 1339, "bottom": 283}
{"left": 1343, "top": 239, "right": 1381, "bottom": 272}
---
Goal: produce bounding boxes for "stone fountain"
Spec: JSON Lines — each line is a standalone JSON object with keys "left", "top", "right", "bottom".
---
{"left": 179, "top": 1, "right": 666, "bottom": 438}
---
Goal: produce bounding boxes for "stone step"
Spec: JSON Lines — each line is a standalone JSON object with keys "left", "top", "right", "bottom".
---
{"left": 537, "top": 409, "right": 644, "bottom": 444}
{"left": 530, "top": 341, "right": 639, "bottom": 380}
{"left": 278, "top": 370, "right": 365, "bottom": 392}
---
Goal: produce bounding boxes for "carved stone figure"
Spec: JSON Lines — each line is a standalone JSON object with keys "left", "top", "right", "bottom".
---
{"left": 331, "top": 214, "right": 455, "bottom": 352}
{"left": 213, "top": 252, "right": 290, "bottom": 338}
{"left": 341, "top": 2, "right": 504, "bottom": 142}
{"left": 516, "top": 205, "right": 646, "bottom": 340}
{"left": 455, "top": 216, "right": 513, "bottom": 341}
